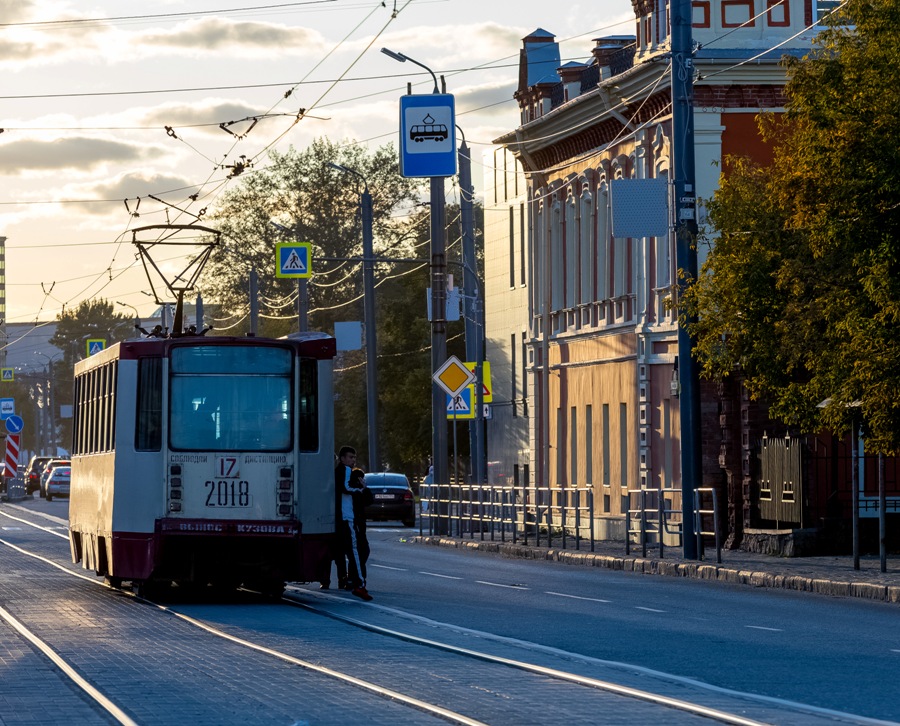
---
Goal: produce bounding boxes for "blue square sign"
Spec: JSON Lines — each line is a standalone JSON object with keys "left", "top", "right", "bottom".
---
{"left": 399, "top": 94, "right": 457, "bottom": 178}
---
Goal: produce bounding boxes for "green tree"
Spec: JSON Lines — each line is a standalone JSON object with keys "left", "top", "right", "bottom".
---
{"left": 49, "top": 298, "right": 135, "bottom": 450}
{"left": 684, "top": 0, "right": 900, "bottom": 454}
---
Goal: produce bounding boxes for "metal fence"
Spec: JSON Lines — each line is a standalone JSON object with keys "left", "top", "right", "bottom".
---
{"left": 418, "top": 483, "right": 595, "bottom": 551}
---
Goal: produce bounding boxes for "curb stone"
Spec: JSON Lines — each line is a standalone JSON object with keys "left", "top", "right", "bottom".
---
{"left": 412, "top": 535, "right": 900, "bottom": 605}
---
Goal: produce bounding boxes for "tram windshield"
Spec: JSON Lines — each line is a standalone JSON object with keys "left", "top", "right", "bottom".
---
{"left": 169, "top": 346, "right": 292, "bottom": 451}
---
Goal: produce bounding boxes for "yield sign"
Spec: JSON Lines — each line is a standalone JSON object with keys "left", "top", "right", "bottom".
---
{"left": 433, "top": 355, "right": 475, "bottom": 397}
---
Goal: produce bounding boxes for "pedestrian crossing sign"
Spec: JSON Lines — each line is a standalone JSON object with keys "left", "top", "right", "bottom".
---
{"left": 446, "top": 387, "right": 475, "bottom": 420}
{"left": 275, "top": 242, "right": 312, "bottom": 278}
{"left": 0, "top": 368, "right": 13, "bottom": 382}
{"left": 86, "top": 338, "right": 106, "bottom": 356}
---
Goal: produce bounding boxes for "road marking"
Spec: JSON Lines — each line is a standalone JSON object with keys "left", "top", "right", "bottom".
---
{"left": 370, "top": 564, "right": 406, "bottom": 571}
{"left": 890, "top": 649, "right": 900, "bottom": 654}
{"left": 420, "top": 571, "right": 463, "bottom": 580}
{"left": 635, "top": 606, "right": 666, "bottom": 613}
{"left": 0, "top": 527, "right": 23, "bottom": 531}
{"left": 746, "top": 626, "right": 783, "bottom": 632}
{"left": 475, "top": 580, "right": 529, "bottom": 590}
{"left": 546, "top": 591, "right": 611, "bottom": 603}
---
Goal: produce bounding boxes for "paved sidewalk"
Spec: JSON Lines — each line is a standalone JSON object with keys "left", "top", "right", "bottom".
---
{"left": 412, "top": 534, "right": 900, "bottom": 604}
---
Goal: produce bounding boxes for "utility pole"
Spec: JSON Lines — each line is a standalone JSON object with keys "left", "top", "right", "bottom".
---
{"left": 458, "top": 136, "right": 485, "bottom": 484}
{"left": 249, "top": 268, "right": 259, "bottom": 336}
{"left": 330, "top": 163, "right": 380, "bottom": 473}
{"left": 672, "top": 0, "right": 702, "bottom": 559}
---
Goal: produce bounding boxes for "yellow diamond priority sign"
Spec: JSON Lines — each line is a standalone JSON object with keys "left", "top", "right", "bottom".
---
{"left": 433, "top": 355, "right": 475, "bottom": 398}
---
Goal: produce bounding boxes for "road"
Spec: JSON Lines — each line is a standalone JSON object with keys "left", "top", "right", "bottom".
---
{"left": 2, "top": 496, "right": 898, "bottom": 725}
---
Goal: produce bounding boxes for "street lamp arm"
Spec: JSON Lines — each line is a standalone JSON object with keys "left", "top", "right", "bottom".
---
{"left": 381, "top": 47, "right": 439, "bottom": 94}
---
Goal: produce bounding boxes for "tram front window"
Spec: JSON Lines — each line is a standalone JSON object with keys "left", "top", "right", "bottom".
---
{"left": 169, "top": 346, "right": 292, "bottom": 451}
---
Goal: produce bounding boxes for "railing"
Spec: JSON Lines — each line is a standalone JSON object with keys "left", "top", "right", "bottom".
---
{"left": 419, "top": 483, "right": 595, "bottom": 552}
{"left": 694, "top": 487, "right": 722, "bottom": 564}
{"left": 625, "top": 487, "right": 683, "bottom": 558}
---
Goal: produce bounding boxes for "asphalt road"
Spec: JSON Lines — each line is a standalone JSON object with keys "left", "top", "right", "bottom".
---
{"left": 359, "top": 526, "right": 900, "bottom": 723}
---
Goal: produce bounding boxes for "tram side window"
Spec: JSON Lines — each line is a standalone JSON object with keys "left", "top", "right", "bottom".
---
{"left": 298, "top": 359, "right": 318, "bottom": 452}
{"left": 73, "top": 361, "right": 118, "bottom": 454}
{"left": 136, "top": 358, "right": 162, "bottom": 451}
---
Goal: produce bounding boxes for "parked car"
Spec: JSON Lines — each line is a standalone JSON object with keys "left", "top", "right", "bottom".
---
{"left": 363, "top": 472, "right": 416, "bottom": 527}
{"left": 24, "top": 456, "right": 55, "bottom": 495}
{"left": 44, "top": 466, "right": 70, "bottom": 502}
{"left": 40, "top": 459, "right": 70, "bottom": 498}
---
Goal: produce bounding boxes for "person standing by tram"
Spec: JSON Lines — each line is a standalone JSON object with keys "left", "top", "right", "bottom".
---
{"left": 332, "top": 446, "right": 373, "bottom": 601}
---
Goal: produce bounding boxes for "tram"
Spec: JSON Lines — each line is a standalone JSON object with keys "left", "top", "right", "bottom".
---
{"left": 68, "top": 332, "right": 337, "bottom": 595}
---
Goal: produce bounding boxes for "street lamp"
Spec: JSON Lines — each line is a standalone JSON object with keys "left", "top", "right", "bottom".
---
{"left": 381, "top": 48, "right": 450, "bottom": 507}
{"left": 329, "top": 163, "right": 379, "bottom": 473}
{"left": 116, "top": 301, "right": 141, "bottom": 330}
{"left": 34, "top": 351, "right": 62, "bottom": 455}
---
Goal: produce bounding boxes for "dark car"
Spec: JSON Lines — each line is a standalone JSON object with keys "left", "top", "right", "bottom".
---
{"left": 24, "top": 456, "right": 55, "bottom": 495}
{"left": 363, "top": 472, "right": 416, "bottom": 527}
{"left": 45, "top": 466, "right": 71, "bottom": 502}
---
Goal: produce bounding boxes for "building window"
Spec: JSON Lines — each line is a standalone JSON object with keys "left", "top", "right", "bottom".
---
{"left": 511, "top": 334, "right": 517, "bottom": 418}
{"left": 556, "top": 407, "right": 565, "bottom": 486}
{"left": 585, "top": 404, "right": 593, "bottom": 485}
{"left": 722, "top": 0, "right": 754, "bottom": 27}
{"left": 596, "top": 182, "right": 610, "bottom": 301}
{"left": 580, "top": 184, "right": 594, "bottom": 305}
{"left": 817, "top": 0, "right": 840, "bottom": 21}
{"left": 620, "top": 402, "right": 629, "bottom": 489}
{"left": 521, "top": 332, "right": 528, "bottom": 410}
{"left": 602, "top": 403, "right": 611, "bottom": 486}
{"left": 551, "top": 199, "right": 564, "bottom": 312}
{"left": 570, "top": 406, "right": 578, "bottom": 489}
{"left": 509, "top": 206, "right": 516, "bottom": 288}
{"left": 520, "top": 202, "right": 527, "bottom": 286}
{"left": 565, "top": 190, "right": 577, "bottom": 308}
{"left": 767, "top": 0, "right": 790, "bottom": 26}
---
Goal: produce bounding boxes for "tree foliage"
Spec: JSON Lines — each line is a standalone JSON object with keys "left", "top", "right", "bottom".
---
{"left": 49, "top": 298, "right": 137, "bottom": 450}
{"left": 201, "top": 137, "right": 486, "bottom": 473}
{"left": 683, "top": 0, "right": 900, "bottom": 453}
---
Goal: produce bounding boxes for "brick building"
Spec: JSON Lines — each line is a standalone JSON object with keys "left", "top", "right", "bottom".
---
{"left": 484, "top": 2, "right": 837, "bottom": 543}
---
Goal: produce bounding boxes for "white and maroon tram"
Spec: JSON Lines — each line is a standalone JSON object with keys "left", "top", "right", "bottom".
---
{"left": 68, "top": 332, "right": 337, "bottom": 594}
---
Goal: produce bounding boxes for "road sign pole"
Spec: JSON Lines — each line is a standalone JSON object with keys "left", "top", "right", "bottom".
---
{"left": 431, "top": 175, "right": 449, "bottom": 533}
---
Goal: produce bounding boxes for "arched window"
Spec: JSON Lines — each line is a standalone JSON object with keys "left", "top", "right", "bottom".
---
{"left": 565, "top": 187, "right": 577, "bottom": 309}
{"left": 580, "top": 180, "right": 595, "bottom": 305}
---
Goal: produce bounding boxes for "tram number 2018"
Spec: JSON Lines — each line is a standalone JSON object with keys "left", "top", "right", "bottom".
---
{"left": 205, "top": 480, "right": 250, "bottom": 507}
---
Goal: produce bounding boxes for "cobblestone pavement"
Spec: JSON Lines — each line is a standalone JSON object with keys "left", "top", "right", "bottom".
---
{"left": 412, "top": 534, "right": 900, "bottom": 604}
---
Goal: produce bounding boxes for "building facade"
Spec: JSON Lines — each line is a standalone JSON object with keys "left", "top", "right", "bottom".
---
{"left": 485, "top": 1, "right": 829, "bottom": 541}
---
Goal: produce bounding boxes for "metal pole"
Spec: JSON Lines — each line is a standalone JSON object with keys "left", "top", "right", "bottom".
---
{"left": 431, "top": 175, "right": 449, "bottom": 532}
{"left": 879, "top": 453, "right": 886, "bottom": 573}
{"left": 459, "top": 137, "right": 484, "bottom": 485}
{"left": 673, "top": 0, "right": 701, "bottom": 559}
{"left": 361, "top": 184, "right": 379, "bottom": 472}
{"left": 298, "top": 279, "right": 308, "bottom": 332}
{"left": 195, "top": 294, "right": 204, "bottom": 331}
{"left": 852, "top": 418, "right": 860, "bottom": 570}
{"left": 249, "top": 268, "right": 259, "bottom": 336}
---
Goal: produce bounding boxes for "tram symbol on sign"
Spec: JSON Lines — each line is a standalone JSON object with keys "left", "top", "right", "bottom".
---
{"left": 0, "top": 398, "right": 14, "bottom": 420}
{"left": 410, "top": 114, "right": 448, "bottom": 143}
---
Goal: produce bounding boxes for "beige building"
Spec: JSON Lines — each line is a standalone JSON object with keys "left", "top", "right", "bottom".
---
{"left": 484, "top": 2, "right": 829, "bottom": 541}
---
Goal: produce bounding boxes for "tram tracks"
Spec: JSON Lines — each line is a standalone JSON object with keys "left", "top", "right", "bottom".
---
{"left": 1, "top": 505, "right": 894, "bottom": 726}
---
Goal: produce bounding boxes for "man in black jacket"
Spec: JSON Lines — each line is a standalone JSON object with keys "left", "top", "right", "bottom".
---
{"left": 332, "top": 446, "right": 373, "bottom": 601}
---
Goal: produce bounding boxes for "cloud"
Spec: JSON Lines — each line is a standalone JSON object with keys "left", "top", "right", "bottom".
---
{"left": 0, "top": 16, "right": 328, "bottom": 68}
{"left": 136, "top": 17, "right": 327, "bottom": 55}
{"left": 135, "top": 98, "right": 273, "bottom": 135}
{"left": 0, "top": 136, "right": 164, "bottom": 175}
{"left": 70, "top": 171, "right": 201, "bottom": 215}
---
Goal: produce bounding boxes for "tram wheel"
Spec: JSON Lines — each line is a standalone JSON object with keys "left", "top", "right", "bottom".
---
{"left": 105, "top": 576, "right": 123, "bottom": 589}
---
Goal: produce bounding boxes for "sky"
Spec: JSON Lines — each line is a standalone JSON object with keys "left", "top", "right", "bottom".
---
{"left": 0, "top": 0, "right": 635, "bottom": 326}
